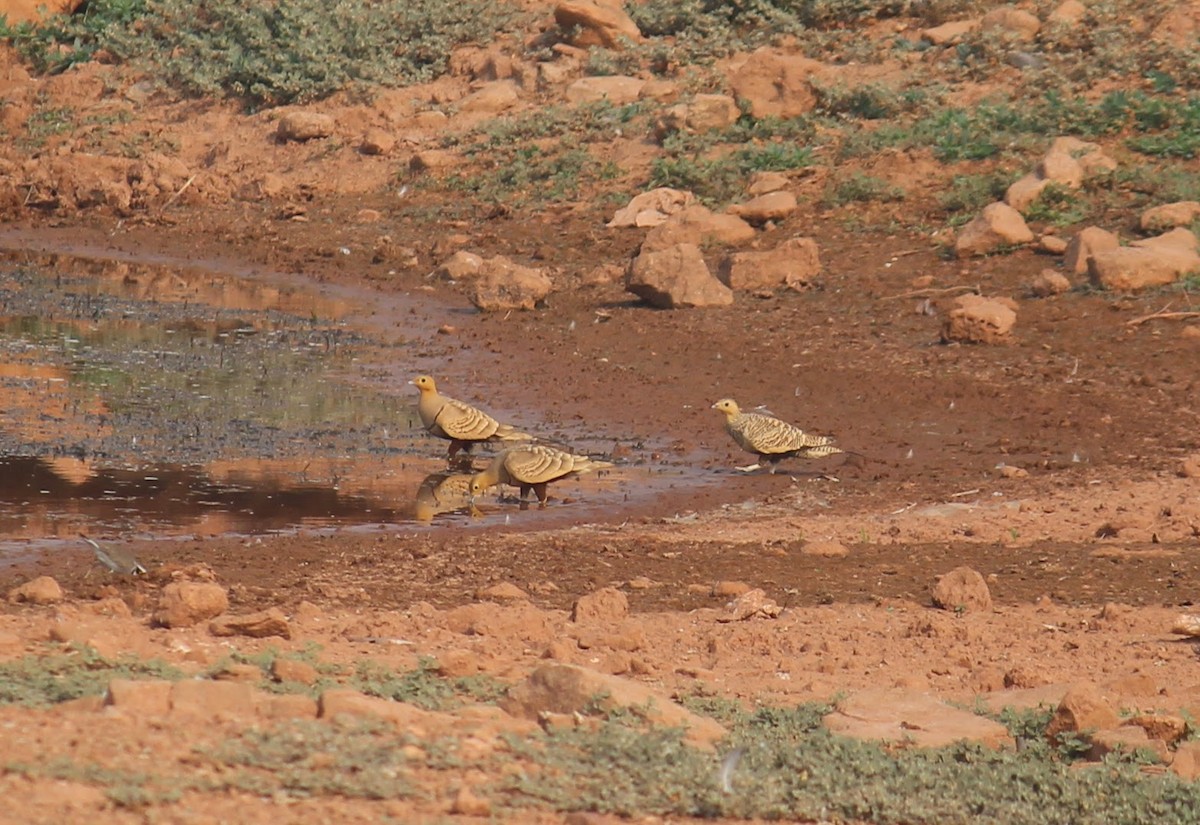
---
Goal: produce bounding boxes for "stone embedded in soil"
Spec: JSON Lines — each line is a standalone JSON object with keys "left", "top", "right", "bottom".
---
{"left": 554, "top": 0, "right": 642, "bottom": 49}
{"left": 153, "top": 581, "right": 229, "bottom": 628}
{"left": 930, "top": 566, "right": 993, "bottom": 612}
{"left": 954, "top": 202, "right": 1034, "bottom": 258}
{"left": 1064, "top": 225, "right": 1120, "bottom": 274}
{"left": 435, "top": 250, "right": 485, "bottom": 281}
{"left": 801, "top": 540, "right": 849, "bottom": 558}
{"left": 940, "top": 294, "right": 1017, "bottom": 345}
{"left": 717, "top": 588, "right": 782, "bottom": 622}
{"left": 209, "top": 607, "right": 291, "bottom": 639}
{"left": 359, "top": 128, "right": 396, "bottom": 156}
{"left": 1088, "top": 227, "right": 1200, "bottom": 291}
{"left": 271, "top": 658, "right": 319, "bottom": 686}
{"left": 607, "top": 187, "right": 695, "bottom": 228}
{"left": 626, "top": 243, "right": 733, "bottom": 309}
{"left": 468, "top": 256, "right": 553, "bottom": 311}
{"left": 711, "top": 580, "right": 752, "bottom": 598}
{"left": 1139, "top": 201, "right": 1200, "bottom": 233}
{"left": 1087, "top": 725, "right": 1169, "bottom": 762}
{"left": 275, "top": 111, "right": 335, "bottom": 142}
{"left": 720, "top": 236, "right": 821, "bottom": 291}
{"left": 501, "top": 663, "right": 727, "bottom": 748}
{"left": 727, "top": 48, "right": 819, "bottom": 119}
{"left": 476, "top": 582, "right": 530, "bottom": 602}
{"left": 1172, "top": 740, "right": 1200, "bottom": 781}
{"left": 655, "top": 94, "right": 740, "bottom": 137}
{"left": 457, "top": 81, "right": 520, "bottom": 115}
{"left": 566, "top": 75, "right": 645, "bottom": 106}
{"left": 726, "top": 191, "right": 798, "bottom": 225}
{"left": 1027, "top": 268, "right": 1071, "bottom": 297}
{"left": 1126, "top": 713, "right": 1190, "bottom": 745}
{"left": 1045, "top": 683, "right": 1119, "bottom": 744}
{"left": 571, "top": 586, "right": 628, "bottom": 623}
{"left": 7, "top": 575, "right": 64, "bottom": 605}
{"left": 824, "top": 689, "right": 1014, "bottom": 749}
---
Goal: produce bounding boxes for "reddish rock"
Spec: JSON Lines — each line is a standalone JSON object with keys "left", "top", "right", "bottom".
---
{"left": 469, "top": 256, "right": 553, "bottom": 311}
{"left": 1088, "top": 228, "right": 1200, "bottom": 291}
{"left": 931, "top": 566, "right": 993, "bottom": 612}
{"left": 501, "top": 664, "right": 727, "bottom": 748}
{"left": 825, "top": 689, "right": 1014, "bottom": 749}
{"left": 0, "top": 0, "right": 83, "bottom": 23}
{"left": 8, "top": 576, "right": 64, "bottom": 606}
{"left": 728, "top": 48, "right": 820, "bottom": 119}
{"left": 626, "top": 243, "right": 734, "bottom": 309}
{"left": 457, "top": 81, "right": 520, "bottom": 115}
{"left": 1064, "top": 226, "right": 1120, "bottom": 274}
{"left": 717, "top": 588, "right": 782, "bottom": 622}
{"left": 940, "top": 294, "right": 1018, "bottom": 345}
{"left": 554, "top": 0, "right": 642, "bottom": 48}
{"left": 154, "top": 582, "right": 229, "bottom": 628}
{"left": 802, "top": 540, "right": 849, "bottom": 558}
{"left": 720, "top": 237, "right": 821, "bottom": 291}
{"left": 608, "top": 187, "right": 695, "bottom": 229}
{"left": 1087, "top": 726, "right": 1168, "bottom": 762}
{"left": 476, "top": 582, "right": 529, "bottom": 602}
{"left": 276, "top": 111, "right": 335, "bottom": 142}
{"left": 1126, "top": 713, "right": 1189, "bottom": 745}
{"left": 566, "top": 76, "right": 644, "bottom": 105}
{"left": 1045, "top": 683, "right": 1119, "bottom": 744}
{"left": 359, "top": 128, "right": 396, "bottom": 156}
{"left": 1028, "top": 269, "right": 1071, "bottom": 297}
{"left": 711, "top": 580, "right": 752, "bottom": 598}
{"left": 259, "top": 693, "right": 319, "bottom": 720}
{"left": 450, "top": 784, "right": 492, "bottom": 816}
{"left": 641, "top": 205, "right": 756, "bottom": 251}
{"left": 209, "top": 607, "right": 291, "bottom": 639}
{"left": 318, "top": 688, "right": 434, "bottom": 729}
{"left": 955, "top": 202, "right": 1034, "bottom": 257}
{"left": 572, "top": 586, "right": 628, "bottom": 623}
{"left": 727, "top": 191, "right": 798, "bottom": 226}
{"left": 271, "top": 658, "right": 319, "bottom": 686}
{"left": 1172, "top": 740, "right": 1200, "bottom": 780}
{"left": 656, "top": 94, "right": 739, "bottom": 137}
{"left": 105, "top": 679, "right": 173, "bottom": 715}
{"left": 170, "top": 680, "right": 258, "bottom": 719}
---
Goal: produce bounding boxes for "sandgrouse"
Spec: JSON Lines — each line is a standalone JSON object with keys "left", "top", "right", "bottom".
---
{"left": 80, "top": 534, "right": 147, "bottom": 575}
{"left": 469, "top": 444, "right": 612, "bottom": 506}
{"left": 711, "top": 398, "right": 842, "bottom": 473}
{"left": 413, "top": 472, "right": 476, "bottom": 521}
{"left": 410, "top": 375, "right": 532, "bottom": 461}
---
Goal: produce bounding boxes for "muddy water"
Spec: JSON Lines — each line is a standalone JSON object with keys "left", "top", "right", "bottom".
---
{"left": 0, "top": 249, "right": 700, "bottom": 556}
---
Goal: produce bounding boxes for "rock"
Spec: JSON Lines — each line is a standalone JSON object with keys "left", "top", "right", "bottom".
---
{"left": 435, "top": 250, "right": 485, "bottom": 281}
{"left": 276, "top": 111, "right": 335, "bottom": 142}
{"left": 1179, "top": 454, "right": 1200, "bottom": 479}
{"left": 468, "top": 256, "right": 553, "bottom": 311}
{"left": 476, "top": 582, "right": 529, "bottom": 602}
{"left": 1037, "top": 150, "right": 1083, "bottom": 188}
{"left": 748, "top": 171, "right": 791, "bottom": 196}
{"left": 435, "top": 649, "right": 484, "bottom": 677}
{"left": 565, "top": 76, "right": 644, "bottom": 105}
{"left": 727, "top": 191, "right": 797, "bottom": 225}
{"left": 727, "top": 48, "right": 821, "bottom": 119}
{"left": 105, "top": 679, "right": 173, "bottom": 715}
{"left": 802, "top": 540, "right": 849, "bottom": 558}
{"left": 154, "top": 582, "right": 229, "bottom": 628}
{"left": 571, "top": 586, "right": 628, "bottom": 623}
{"left": 170, "top": 680, "right": 258, "bottom": 719}
{"left": 1027, "top": 269, "right": 1071, "bottom": 297}
{"left": 1139, "top": 201, "right": 1200, "bottom": 233}
{"left": 554, "top": 0, "right": 642, "bottom": 48}
{"left": 319, "top": 688, "right": 435, "bottom": 728}
{"left": 1038, "top": 234, "right": 1068, "bottom": 254}
{"left": 931, "top": 566, "right": 993, "bottom": 612}
{"left": 409, "top": 149, "right": 458, "bottom": 172}
{"left": 981, "top": 7, "right": 1041, "bottom": 40}
{"left": 0, "top": 0, "right": 83, "bottom": 24}
{"left": 720, "top": 236, "right": 821, "bottom": 291}
{"left": 1063, "top": 226, "right": 1120, "bottom": 275}
{"left": 626, "top": 243, "right": 734, "bottom": 309}
{"left": 450, "top": 785, "right": 492, "bottom": 816}
{"left": 359, "top": 128, "right": 396, "bottom": 156}
{"left": 641, "top": 205, "right": 756, "bottom": 251}
{"left": 212, "top": 663, "right": 263, "bottom": 683}
{"left": 607, "top": 187, "right": 695, "bottom": 228}
{"left": 955, "top": 202, "right": 1034, "bottom": 257}
{"left": 921, "top": 20, "right": 979, "bottom": 45}
{"left": 940, "top": 294, "right": 1017, "bottom": 345}
{"left": 1004, "top": 173, "right": 1050, "bottom": 213}
{"left": 8, "top": 576, "right": 64, "bottom": 605}
{"left": 209, "top": 607, "right": 291, "bottom": 639}
{"left": 1045, "top": 683, "right": 1118, "bottom": 744}
{"left": 717, "top": 588, "right": 782, "bottom": 622}
{"left": 1049, "top": 0, "right": 1087, "bottom": 24}
{"left": 260, "top": 693, "right": 319, "bottom": 720}
{"left": 1172, "top": 740, "right": 1200, "bottom": 780}
{"left": 1126, "top": 713, "right": 1189, "bottom": 745}
{"left": 501, "top": 664, "right": 727, "bottom": 747}
{"left": 1088, "top": 726, "right": 1169, "bottom": 762}
{"left": 271, "top": 658, "right": 319, "bottom": 686}
{"left": 825, "top": 689, "right": 1014, "bottom": 749}
{"left": 711, "top": 580, "right": 752, "bottom": 598}
{"left": 656, "top": 94, "right": 740, "bottom": 137}
{"left": 457, "top": 81, "right": 520, "bottom": 115}
{"left": 1088, "top": 228, "right": 1200, "bottom": 291}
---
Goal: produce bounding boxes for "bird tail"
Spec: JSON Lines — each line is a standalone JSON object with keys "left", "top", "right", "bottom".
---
{"left": 494, "top": 425, "right": 534, "bottom": 442}
{"left": 800, "top": 445, "right": 844, "bottom": 458}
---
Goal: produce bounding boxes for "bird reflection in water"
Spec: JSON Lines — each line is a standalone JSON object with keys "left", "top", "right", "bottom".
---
{"left": 412, "top": 472, "right": 480, "bottom": 522}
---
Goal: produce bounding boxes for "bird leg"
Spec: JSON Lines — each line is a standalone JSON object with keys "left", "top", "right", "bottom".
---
{"left": 534, "top": 483, "right": 549, "bottom": 507}
{"left": 735, "top": 462, "right": 762, "bottom": 473}
{"left": 518, "top": 484, "right": 533, "bottom": 511}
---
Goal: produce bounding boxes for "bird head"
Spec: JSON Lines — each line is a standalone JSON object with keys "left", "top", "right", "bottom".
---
{"left": 409, "top": 375, "right": 436, "bottom": 394}
{"left": 711, "top": 398, "right": 741, "bottom": 419}
{"left": 468, "top": 472, "right": 490, "bottom": 499}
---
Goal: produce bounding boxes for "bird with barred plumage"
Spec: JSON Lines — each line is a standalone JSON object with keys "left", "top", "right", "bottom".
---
{"left": 711, "top": 397, "right": 843, "bottom": 473}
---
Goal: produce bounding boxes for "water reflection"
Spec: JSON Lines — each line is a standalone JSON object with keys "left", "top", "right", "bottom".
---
{"left": 413, "top": 472, "right": 478, "bottom": 522}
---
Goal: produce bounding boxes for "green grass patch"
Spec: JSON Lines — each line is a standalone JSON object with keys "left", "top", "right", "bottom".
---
{"left": 0, "top": 645, "right": 183, "bottom": 707}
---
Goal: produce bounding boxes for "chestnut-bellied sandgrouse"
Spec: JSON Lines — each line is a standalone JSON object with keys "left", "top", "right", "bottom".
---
{"left": 80, "top": 534, "right": 147, "bottom": 575}
{"left": 469, "top": 444, "right": 612, "bottom": 506}
{"left": 410, "top": 375, "right": 532, "bottom": 461}
{"left": 711, "top": 398, "right": 842, "bottom": 473}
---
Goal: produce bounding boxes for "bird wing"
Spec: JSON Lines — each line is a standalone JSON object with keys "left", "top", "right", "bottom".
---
{"left": 735, "top": 413, "right": 835, "bottom": 456}
{"left": 502, "top": 446, "right": 595, "bottom": 484}
{"left": 433, "top": 397, "right": 501, "bottom": 441}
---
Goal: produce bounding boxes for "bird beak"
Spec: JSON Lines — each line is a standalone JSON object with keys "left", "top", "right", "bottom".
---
{"left": 407, "top": 379, "right": 416, "bottom": 386}
{"left": 710, "top": 401, "right": 718, "bottom": 409}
